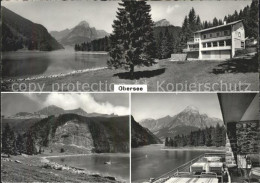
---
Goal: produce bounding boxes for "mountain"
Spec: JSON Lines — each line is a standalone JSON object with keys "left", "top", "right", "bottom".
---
{"left": 36, "top": 105, "right": 65, "bottom": 116}
{"left": 131, "top": 116, "right": 162, "bottom": 148}
{"left": 26, "top": 114, "right": 129, "bottom": 153}
{"left": 154, "top": 19, "right": 172, "bottom": 27}
{"left": 7, "top": 105, "right": 117, "bottom": 121}
{"left": 1, "top": 6, "right": 64, "bottom": 51}
{"left": 65, "top": 108, "right": 88, "bottom": 117}
{"left": 140, "top": 106, "right": 223, "bottom": 140}
{"left": 50, "top": 20, "right": 109, "bottom": 46}
{"left": 49, "top": 29, "right": 70, "bottom": 41}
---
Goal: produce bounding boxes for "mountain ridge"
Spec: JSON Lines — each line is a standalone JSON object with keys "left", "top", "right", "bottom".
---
{"left": 25, "top": 114, "right": 129, "bottom": 154}
{"left": 6, "top": 105, "right": 118, "bottom": 119}
{"left": 131, "top": 116, "right": 162, "bottom": 148}
{"left": 50, "top": 20, "right": 109, "bottom": 45}
{"left": 139, "top": 106, "right": 223, "bottom": 140}
{"left": 2, "top": 6, "right": 64, "bottom": 51}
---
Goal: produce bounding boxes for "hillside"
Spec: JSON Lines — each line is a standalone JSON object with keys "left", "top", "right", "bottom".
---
{"left": 131, "top": 116, "right": 162, "bottom": 148}
{"left": 140, "top": 106, "right": 223, "bottom": 140}
{"left": 1, "top": 7, "right": 63, "bottom": 51}
{"left": 50, "top": 21, "right": 109, "bottom": 46}
{"left": 26, "top": 114, "right": 129, "bottom": 154}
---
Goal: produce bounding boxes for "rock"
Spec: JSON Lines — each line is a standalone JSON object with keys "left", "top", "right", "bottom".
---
{"left": 15, "top": 160, "right": 22, "bottom": 164}
{"left": 104, "top": 176, "right": 116, "bottom": 181}
{"left": 91, "top": 174, "right": 101, "bottom": 178}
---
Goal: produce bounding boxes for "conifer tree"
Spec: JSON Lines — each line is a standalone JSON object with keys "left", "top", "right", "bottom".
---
{"left": 108, "top": 1, "right": 156, "bottom": 78}
{"left": 16, "top": 133, "right": 25, "bottom": 155}
{"left": 2, "top": 124, "right": 15, "bottom": 157}
{"left": 213, "top": 17, "right": 219, "bottom": 26}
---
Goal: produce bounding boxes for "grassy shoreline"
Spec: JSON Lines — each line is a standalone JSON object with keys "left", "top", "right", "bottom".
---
{"left": 2, "top": 58, "right": 258, "bottom": 92}
{"left": 161, "top": 146, "right": 226, "bottom": 151}
{"left": 1, "top": 153, "right": 125, "bottom": 182}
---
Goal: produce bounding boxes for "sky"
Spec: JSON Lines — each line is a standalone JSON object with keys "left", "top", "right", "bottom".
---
{"left": 1, "top": 93, "right": 129, "bottom": 116}
{"left": 131, "top": 93, "right": 223, "bottom": 122}
{"left": 2, "top": 0, "right": 251, "bottom": 33}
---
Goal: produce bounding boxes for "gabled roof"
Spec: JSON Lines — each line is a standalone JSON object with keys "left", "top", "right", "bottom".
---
{"left": 195, "top": 20, "right": 243, "bottom": 33}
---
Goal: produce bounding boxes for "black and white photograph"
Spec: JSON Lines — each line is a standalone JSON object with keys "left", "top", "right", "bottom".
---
{"left": 131, "top": 93, "right": 259, "bottom": 183}
{"left": 1, "top": 93, "right": 130, "bottom": 182}
{"left": 1, "top": 0, "right": 258, "bottom": 92}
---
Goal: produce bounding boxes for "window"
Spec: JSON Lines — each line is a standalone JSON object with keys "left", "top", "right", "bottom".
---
{"left": 224, "top": 30, "right": 230, "bottom": 36}
{"left": 219, "top": 41, "right": 224, "bottom": 46}
{"left": 226, "top": 40, "right": 231, "bottom": 46}
{"left": 216, "top": 32, "right": 220, "bottom": 37}
{"left": 241, "top": 41, "right": 244, "bottom": 47}
{"left": 213, "top": 42, "right": 218, "bottom": 47}
{"left": 203, "top": 35, "right": 206, "bottom": 39}
{"left": 203, "top": 43, "right": 206, "bottom": 48}
{"left": 207, "top": 42, "right": 212, "bottom": 47}
{"left": 210, "top": 34, "right": 212, "bottom": 38}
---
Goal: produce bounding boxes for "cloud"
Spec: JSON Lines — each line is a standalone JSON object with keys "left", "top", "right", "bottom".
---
{"left": 166, "top": 4, "right": 180, "bottom": 14}
{"left": 23, "top": 93, "right": 129, "bottom": 116}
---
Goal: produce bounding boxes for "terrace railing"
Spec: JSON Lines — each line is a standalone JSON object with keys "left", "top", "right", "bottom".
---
{"left": 152, "top": 152, "right": 226, "bottom": 183}
{"left": 152, "top": 153, "right": 205, "bottom": 183}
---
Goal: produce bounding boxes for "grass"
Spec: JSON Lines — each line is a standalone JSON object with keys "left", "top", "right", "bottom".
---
{"left": 2, "top": 56, "right": 258, "bottom": 91}
{"left": 1, "top": 154, "right": 120, "bottom": 182}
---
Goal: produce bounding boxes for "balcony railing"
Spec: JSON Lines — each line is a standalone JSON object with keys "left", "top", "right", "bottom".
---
{"left": 187, "top": 41, "right": 199, "bottom": 45}
{"left": 183, "top": 48, "right": 199, "bottom": 52}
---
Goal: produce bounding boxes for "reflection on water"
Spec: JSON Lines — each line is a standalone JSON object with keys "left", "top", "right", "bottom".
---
{"left": 131, "top": 145, "right": 213, "bottom": 182}
{"left": 49, "top": 153, "right": 129, "bottom": 182}
{"left": 2, "top": 48, "right": 108, "bottom": 78}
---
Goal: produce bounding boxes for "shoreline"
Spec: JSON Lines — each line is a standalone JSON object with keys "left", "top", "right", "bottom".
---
{"left": 161, "top": 146, "right": 226, "bottom": 152}
{"left": 2, "top": 67, "right": 108, "bottom": 83}
{"left": 41, "top": 153, "right": 128, "bottom": 183}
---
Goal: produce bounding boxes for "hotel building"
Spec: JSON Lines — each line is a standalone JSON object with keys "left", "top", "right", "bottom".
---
{"left": 183, "top": 20, "right": 245, "bottom": 60}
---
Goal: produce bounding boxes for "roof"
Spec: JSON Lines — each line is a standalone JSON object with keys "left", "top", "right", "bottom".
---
{"left": 195, "top": 20, "right": 243, "bottom": 33}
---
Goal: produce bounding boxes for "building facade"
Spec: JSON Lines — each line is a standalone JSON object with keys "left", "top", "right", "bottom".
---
{"left": 183, "top": 20, "right": 245, "bottom": 60}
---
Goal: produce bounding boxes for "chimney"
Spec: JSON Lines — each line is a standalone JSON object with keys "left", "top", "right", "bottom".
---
{"left": 224, "top": 21, "right": 227, "bottom": 25}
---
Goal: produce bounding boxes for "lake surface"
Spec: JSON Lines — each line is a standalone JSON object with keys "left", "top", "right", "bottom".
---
{"left": 49, "top": 153, "right": 129, "bottom": 182}
{"left": 2, "top": 48, "right": 108, "bottom": 79}
{"left": 131, "top": 145, "right": 215, "bottom": 182}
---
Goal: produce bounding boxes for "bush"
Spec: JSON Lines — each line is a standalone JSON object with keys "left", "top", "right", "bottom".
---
{"left": 60, "top": 148, "right": 65, "bottom": 153}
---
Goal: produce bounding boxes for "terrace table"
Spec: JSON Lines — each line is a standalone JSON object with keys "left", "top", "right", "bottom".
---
{"left": 204, "top": 156, "right": 221, "bottom": 162}
{"left": 208, "top": 162, "right": 224, "bottom": 175}
{"left": 190, "top": 162, "right": 207, "bottom": 172}
{"left": 164, "top": 177, "right": 219, "bottom": 183}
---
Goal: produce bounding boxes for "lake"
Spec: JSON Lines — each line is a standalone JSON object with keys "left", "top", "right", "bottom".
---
{"left": 131, "top": 145, "right": 216, "bottom": 182}
{"left": 49, "top": 153, "right": 129, "bottom": 182}
{"left": 2, "top": 48, "right": 108, "bottom": 79}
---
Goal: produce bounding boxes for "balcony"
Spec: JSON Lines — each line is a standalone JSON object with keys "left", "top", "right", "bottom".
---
{"left": 201, "top": 36, "right": 231, "bottom": 43}
{"left": 201, "top": 45, "right": 231, "bottom": 51}
{"left": 187, "top": 41, "right": 199, "bottom": 45}
{"left": 183, "top": 48, "right": 199, "bottom": 52}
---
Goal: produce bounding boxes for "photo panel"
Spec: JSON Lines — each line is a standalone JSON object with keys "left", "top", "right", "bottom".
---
{"left": 1, "top": 93, "right": 130, "bottom": 182}
{"left": 131, "top": 93, "right": 259, "bottom": 183}
{"left": 1, "top": 0, "right": 258, "bottom": 92}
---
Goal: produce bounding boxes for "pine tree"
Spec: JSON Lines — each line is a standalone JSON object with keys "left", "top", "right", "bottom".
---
{"left": 16, "top": 133, "right": 25, "bottom": 155}
{"left": 165, "top": 137, "right": 169, "bottom": 146}
{"left": 247, "top": 0, "right": 258, "bottom": 38}
{"left": 213, "top": 17, "right": 219, "bottom": 26}
{"left": 196, "top": 15, "right": 202, "bottom": 30}
{"left": 188, "top": 8, "right": 196, "bottom": 32}
{"left": 26, "top": 132, "right": 36, "bottom": 155}
{"left": 2, "top": 124, "right": 15, "bottom": 157}
{"left": 218, "top": 19, "right": 223, "bottom": 26}
{"left": 108, "top": 1, "right": 156, "bottom": 79}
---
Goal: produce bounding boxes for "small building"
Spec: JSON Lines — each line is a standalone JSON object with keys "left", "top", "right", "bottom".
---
{"left": 183, "top": 20, "right": 245, "bottom": 60}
